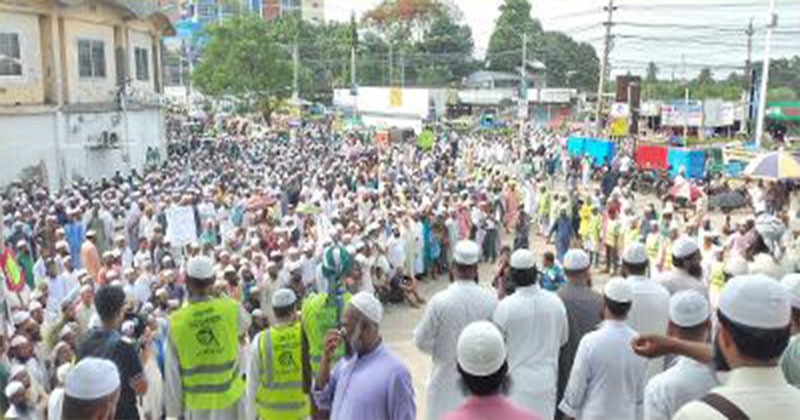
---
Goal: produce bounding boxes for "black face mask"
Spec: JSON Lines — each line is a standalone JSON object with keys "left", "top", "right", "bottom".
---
{"left": 712, "top": 332, "right": 731, "bottom": 372}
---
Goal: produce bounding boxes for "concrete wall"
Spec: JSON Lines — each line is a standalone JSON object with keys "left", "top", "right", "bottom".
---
{"left": 127, "top": 29, "right": 155, "bottom": 93}
{"left": 0, "top": 112, "right": 59, "bottom": 186}
{"left": 0, "top": 10, "right": 45, "bottom": 105}
{"left": 63, "top": 18, "right": 117, "bottom": 104}
{"left": 61, "top": 108, "right": 164, "bottom": 182}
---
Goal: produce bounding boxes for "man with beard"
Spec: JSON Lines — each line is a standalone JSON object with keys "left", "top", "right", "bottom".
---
{"left": 657, "top": 237, "right": 708, "bottom": 297}
{"left": 4, "top": 381, "right": 34, "bottom": 420}
{"left": 634, "top": 274, "right": 800, "bottom": 419}
{"left": 314, "top": 292, "right": 415, "bottom": 420}
{"left": 643, "top": 291, "right": 718, "bottom": 420}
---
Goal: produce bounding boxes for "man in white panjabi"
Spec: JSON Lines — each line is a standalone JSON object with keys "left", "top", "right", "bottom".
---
{"left": 414, "top": 240, "right": 497, "bottom": 420}
{"left": 493, "top": 249, "right": 568, "bottom": 419}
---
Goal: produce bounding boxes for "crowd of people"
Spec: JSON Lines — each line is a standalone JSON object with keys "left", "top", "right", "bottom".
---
{"left": 0, "top": 120, "right": 799, "bottom": 420}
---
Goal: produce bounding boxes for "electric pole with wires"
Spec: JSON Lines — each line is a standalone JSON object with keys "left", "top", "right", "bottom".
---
{"left": 595, "top": 0, "right": 616, "bottom": 135}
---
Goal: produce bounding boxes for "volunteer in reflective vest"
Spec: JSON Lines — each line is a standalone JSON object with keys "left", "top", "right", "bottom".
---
{"left": 165, "top": 255, "right": 248, "bottom": 420}
{"left": 246, "top": 288, "right": 311, "bottom": 420}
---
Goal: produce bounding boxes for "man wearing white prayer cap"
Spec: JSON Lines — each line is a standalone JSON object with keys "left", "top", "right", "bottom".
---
{"left": 492, "top": 249, "right": 567, "bottom": 419}
{"left": 440, "top": 321, "right": 539, "bottom": 420}
{"left": 657, "top": 236, "right": 707, "bottom": 297}
{"left": 560, "top": 278, "right": 647, "bottom": 420}
{"left": 671, "top": 274, "right": 800, "bottom": 419}
{"left": 621, "top": 241, "right": 670, "bottom": 381}
{"left": 164, "top": 255, "right": 249, "bottom": 420}
{"left": 414, "top": 240, "right": 497, "bottom": 420}
{"left": 61, "top": 357, "right": 121, "bottom": 420}
{"left": 4, "top": 380, "right": 33, "bottom": 420}
{"left": 780, "top": 273, "right": 800, "bottom": 387}
{"left": 314, "top": 291, "right": 416, "bottom": 420}
{"left": 644, "top": 290, "right": 718, "bottom": 420}
{"left": 246, "top": 287, "right": 311, "bottom": 420}
{"left": 556, "top": 248, "right": 603, "bottom": 418}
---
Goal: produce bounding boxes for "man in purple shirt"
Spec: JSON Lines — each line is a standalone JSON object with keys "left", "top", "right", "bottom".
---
{"left": 314, "top": 292, "right": 416, "bottom": 420}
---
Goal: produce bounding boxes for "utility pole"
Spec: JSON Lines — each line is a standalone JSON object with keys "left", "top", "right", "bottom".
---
{"left": 743, "top": 18, "right": 754, "bottom": 135}
{"left": 684, "top": 86, "right": 689, "bottom": 140}
{"left": 595, "top": 0, "right": 615, "bottom": 134}
{"left": 400, "top": 50, "right": 405, "bottom": 88}
{"left": 350, "top": 11, "right": 358, "bottom": 119}
{"left": 388, "top": 43, "right": 394, "bottom": 85}
{"left": 519, "top": 32, "right": 527, "bottom": 139}
{"left": 292, "top": 41, "right": 299, "bottom": 102}
{"left": 755, "top": 0, "right": 777, "bottom": 148}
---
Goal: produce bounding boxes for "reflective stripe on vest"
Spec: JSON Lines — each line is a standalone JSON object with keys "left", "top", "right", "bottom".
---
{"left": 255, "top": 323, "right": 309, "bottom": 420}
{"left": 169, "top": 298, "right": 244, "bottom": 411}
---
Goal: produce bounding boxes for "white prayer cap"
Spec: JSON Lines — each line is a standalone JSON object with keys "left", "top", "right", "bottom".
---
{"left": 56, "top": 363, "right": 71, "bottom": 384}
{"left": 269, "top": 250, "right": 283, "bottom": 259}
{"left": 186, "top": 256, "right": 215, "bottom": 280}
{"left": 271, "top": 288, "right": 297, "bottom": 308}
{"left": 11, "top": 311, "right": 30, "bottom": 326}
{"left": 453, "top": 240, "right": 480, "bottom": 266}
{"left": 622, "top": 242, "right": 648, "bottom": 265}
{"left": 65, "top": 357, "right": 120, "bottom": 400}
{"left": 781, "top": 274, "right": 800, "bottom": 309}
{"left": 59, "top": 325, "right": 74, "bottom": 339}
{"left": 669, "top": 290, "right": 710, "bottom": 327}
{"left": 719, "top": 274, "right": 791, "bottom": 329}
{"left": 510, "top": 249, "right": 535, "bottom": 270}
{"left": 4, "top": 381, "right": 24, "bottom": 399}
{"left": 724, "top": 256, "right": 749, "bottom": 276}
{"left": 252, "top": 309, "right": 265, "bottom": 318}
{"left": 672, "top": 236, "right": 698, "bottom": 259}
{"left": 563, "top": 249, "right": 590, "bottom": 271}
{"left": 457, "top": 320, "right": 506, "bottom": 377}
{"left": 604, "top": 277, "right": 633, "bottom": 303}
{"left": 29, "top": 301, "right": 43, "bottom": 312}
{"left": 349, "top": 292, "right": 383, "bottom": 324}
{"left": 10, "top": 334, "right": 28, "bottom": 348}
{"left": 749, "top": 253, "right": 785, "bottom": 280}
{"left": 9, "top": 364, "right": 25, "bottom": 379}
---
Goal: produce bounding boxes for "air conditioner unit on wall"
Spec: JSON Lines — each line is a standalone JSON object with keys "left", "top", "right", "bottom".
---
{"left": 86, "top": 131, "right": 120, "bottom": 150}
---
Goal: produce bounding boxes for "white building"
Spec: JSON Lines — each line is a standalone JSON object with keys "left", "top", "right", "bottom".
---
{"left": 0, "top": 0, "right": 173, "bottom": 189}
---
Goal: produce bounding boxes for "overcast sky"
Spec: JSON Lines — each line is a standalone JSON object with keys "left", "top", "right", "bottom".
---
{"left": 325, "top": 0, "right": 800, "bottom": 79}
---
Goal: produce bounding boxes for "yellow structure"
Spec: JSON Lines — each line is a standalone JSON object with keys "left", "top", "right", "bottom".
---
{"left": 0, "top": 0, "right": 173, "bottom": 188}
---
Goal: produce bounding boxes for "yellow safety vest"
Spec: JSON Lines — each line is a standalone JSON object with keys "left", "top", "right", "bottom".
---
{"left": 169, "top": 298, "right": 244, "bottom": 411}
{"left": 255, "top": 323, "right": 310, "bottom": 420}
{"left": 301, "top": 292, "right": 351, "bottom": 374}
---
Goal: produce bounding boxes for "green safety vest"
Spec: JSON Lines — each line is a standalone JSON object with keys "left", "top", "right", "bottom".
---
{"left": 169, "top": 298, "right": 244, "bottom": 411}
{"left": 255, "top": 323, "right": 310, "bottom": 420}
{"left": 301, "top": 292, "right": 351, "bottom": 374}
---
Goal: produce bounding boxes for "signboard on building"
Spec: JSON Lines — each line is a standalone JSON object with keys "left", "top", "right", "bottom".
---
{"left": 610, "top": 102, "right": 630, "bottom": 118}
{"left": 661, "top": 101, "right": 703, "bottom": 127}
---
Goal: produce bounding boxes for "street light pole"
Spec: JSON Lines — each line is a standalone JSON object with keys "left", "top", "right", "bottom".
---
{"left": 755, "top": 0, "right": 777, "bottom": 148}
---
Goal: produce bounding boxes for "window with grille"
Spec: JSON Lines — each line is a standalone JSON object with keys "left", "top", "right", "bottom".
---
{"left": 135, "top": 47, "right": 149, "bottom": 81}
{"left": 78, "top": 39, "right": 106, "bottom": 78}
{"left": 0, "top": 33, "right": 22, "bottom": 76}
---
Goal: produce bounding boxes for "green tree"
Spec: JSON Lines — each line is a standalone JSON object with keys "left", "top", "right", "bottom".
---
{"left": 415, "top": 8, "right": 476, "bottom": 85}
{"left": 646, "top": 61, "right": 659, "bottom": 83}
{"left": 540, "top": 32, "right": 598, "bottom": 92}
{"left": 193, "top": 15, "right": 292, "bottom": 124}
{"left": 695, "top": 67, "right": 714, "bottom": 85}
{"left": 363, "top": 0, "right": 445, "bottom": 45}
{"left": 486, "top": 0, "right": 543, "bottom": 72}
